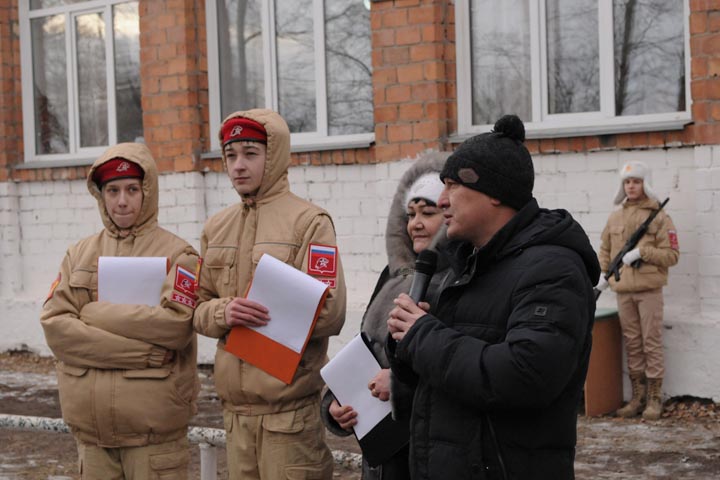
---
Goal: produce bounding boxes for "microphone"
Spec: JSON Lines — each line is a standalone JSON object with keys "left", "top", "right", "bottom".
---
{"left": 408, "top": 250, "right": 438, "bottom": 303}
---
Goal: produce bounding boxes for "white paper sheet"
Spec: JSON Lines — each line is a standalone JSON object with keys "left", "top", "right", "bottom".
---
{"left": 320, "top": 335, "right": 392, "bottom": 439}
{"left": 247, "top": 254, "right": 329, "bottom": 353}
{"left": 98, "top": 256, "right": 167, "bottom": 306}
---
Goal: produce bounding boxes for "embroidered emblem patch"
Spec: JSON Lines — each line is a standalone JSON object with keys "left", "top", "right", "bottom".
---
{"left": 46, "top": 273, "right": 61, "bottom": 301}
{"left": 308, "top": 244, "right": 337, "bottom": 276}
{"left": 174, "top": 265, "right": 197, "bottom": 299}
{"left": 230, "top": 125, "right": 243, "bottom": 137}
{"left": 116, "top": 161, "right": 131, "bottom": 173}
{"left": 171, "top": 292, "right": 196, "bottom": 308}
{"left": 668, "top": 230, "right": 679, "bottom": 250}
{"left": 458, "top": 167, "right": 480, "bottom": 184}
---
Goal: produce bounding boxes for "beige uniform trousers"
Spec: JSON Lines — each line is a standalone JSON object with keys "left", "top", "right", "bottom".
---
{"left": 616, "top": 288, "right": 665, "bottom": 379}
{"left": 224, "top": 401, "right": 333, "bottom": 480}
{"left": 76, "top": 437, "right": 189, "bottom": 480}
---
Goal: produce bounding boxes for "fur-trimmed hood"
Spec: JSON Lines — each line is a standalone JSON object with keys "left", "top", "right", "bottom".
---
{"left": 362, "top": 151, "right": 451, "bottom": 363}
{"left": 385, "top": 152, "right": 451, "bottom": 275}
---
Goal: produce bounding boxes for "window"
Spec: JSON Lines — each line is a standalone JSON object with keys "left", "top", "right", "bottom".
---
{"left": 206, "top": 0, "right": 374, "bottom": 152}
{"left": 455, "top": 0, "right": 690, "bottom": 138}
{"left": 19, "top": 0, "right": 142, "bottom": 163}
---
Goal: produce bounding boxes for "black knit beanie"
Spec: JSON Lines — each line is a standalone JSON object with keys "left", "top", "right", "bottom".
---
{"left": 440, "top": 114, "right": 534, "bottom": 210}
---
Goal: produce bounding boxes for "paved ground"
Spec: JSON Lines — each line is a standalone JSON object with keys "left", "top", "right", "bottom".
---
{"left": 1, "top": 351, "right": 718, "bottom": 479}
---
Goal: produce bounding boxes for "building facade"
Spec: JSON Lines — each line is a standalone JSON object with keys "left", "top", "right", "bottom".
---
{"left": 1, "top": 0, "right": 719, "bottom": 399}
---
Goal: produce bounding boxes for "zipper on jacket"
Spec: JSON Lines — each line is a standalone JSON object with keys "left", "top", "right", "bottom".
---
{"left": 485, "top": 414, "right": 509, "bottom": 480}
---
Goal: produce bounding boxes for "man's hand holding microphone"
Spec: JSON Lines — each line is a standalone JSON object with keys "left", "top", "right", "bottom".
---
{"left": 387, "top": 250, "right": 437, "bottom": 342}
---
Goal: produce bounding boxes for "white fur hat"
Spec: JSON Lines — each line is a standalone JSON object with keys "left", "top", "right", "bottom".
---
{"left": 613, "top": 161, "right": 658, "bottom": 205}
{"left": 405, "top": 172, "right": 444, "bottom": 207}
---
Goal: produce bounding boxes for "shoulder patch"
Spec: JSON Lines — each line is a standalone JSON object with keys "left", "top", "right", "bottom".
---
{"left": 308, "top": 244, "right": 337, "bottom": 276}
{"left": 668, "top": 230, "right": 679, "bottom": 250}
{"left": 174, "top": 265, "right": 197, "bottom": 299}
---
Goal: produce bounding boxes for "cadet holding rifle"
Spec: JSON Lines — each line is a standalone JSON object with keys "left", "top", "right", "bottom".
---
{"left": 595, "top": 196, "right": 669, "bottom": 300}
{"left": 596, "top": 161, "right": 679, "bottom": 420}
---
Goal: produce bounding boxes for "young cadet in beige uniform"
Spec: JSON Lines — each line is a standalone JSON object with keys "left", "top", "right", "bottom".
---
{"left": 41, "top": 143, "right": 200, "bottom": 479}
{"left": 194, "top": 109, "right": 347, "bottom": 479}
{"left": 596, "top": 161, "right": 679, "bottom": 420}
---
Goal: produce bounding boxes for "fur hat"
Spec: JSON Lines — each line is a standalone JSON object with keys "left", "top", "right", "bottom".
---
{"left": 613, "top": 161, "right": 658, "bottom": 205}
{"left": 404, "top": 172, "right": 444, "bottom": 207}
{"left": 440, "top": 114, "right": 534, "bottom": 210}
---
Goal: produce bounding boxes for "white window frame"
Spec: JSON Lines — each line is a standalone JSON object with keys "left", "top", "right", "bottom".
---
{"left": 206, "top": 0, "right": 374, "bottom": 153}
{"left": 454, "top": 0, "right": 692, "bottom": 140}
{"left": 19, "top": 0, "right": 135, "bottom": 165}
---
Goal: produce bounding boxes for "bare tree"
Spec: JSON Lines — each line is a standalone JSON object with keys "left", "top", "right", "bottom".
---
{"left": 614, "top": 0, "right": 684, "bottom": 115}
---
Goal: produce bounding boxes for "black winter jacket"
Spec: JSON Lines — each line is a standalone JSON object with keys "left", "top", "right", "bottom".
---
{"left": 389, "top": 199, "right": 600, "bottom": 480}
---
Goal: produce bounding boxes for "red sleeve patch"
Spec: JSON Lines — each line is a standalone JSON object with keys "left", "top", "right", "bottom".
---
{"left": 174, "top": 265, "right": 197, "bottom": 299}
{"left": 308, "top": 244, "right": 337, "bottom": 276}
{"left": 668, "top": 230, "right": 679, "bottom": 250}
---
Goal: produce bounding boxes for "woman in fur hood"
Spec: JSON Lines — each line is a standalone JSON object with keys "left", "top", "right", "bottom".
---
{"left": 321, "top": 152, "right": 452, "bottom": 480}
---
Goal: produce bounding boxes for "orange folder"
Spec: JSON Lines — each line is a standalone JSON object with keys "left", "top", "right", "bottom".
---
{"left": 225, "top": 289, "right": 329, "bottom": 385}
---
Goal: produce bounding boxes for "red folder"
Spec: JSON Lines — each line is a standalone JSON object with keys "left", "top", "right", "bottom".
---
{"left": 225, "top": 289, "right": 329, "bottom": 384}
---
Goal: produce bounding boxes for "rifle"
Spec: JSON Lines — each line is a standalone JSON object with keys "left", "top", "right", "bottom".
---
{"left": 594, "top": 197, "right": 669, "bottom": 300}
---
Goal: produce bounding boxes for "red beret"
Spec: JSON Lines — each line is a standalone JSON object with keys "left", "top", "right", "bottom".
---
{"left": 221, "top": 117, "right": 267, "bottom": 146}
{"left": 93, "top": 158, "right": 144, "bottom": 186}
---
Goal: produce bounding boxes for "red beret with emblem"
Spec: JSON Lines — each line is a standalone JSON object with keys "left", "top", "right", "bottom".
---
{"left": 221, "top": 117, "right": 267, "bottom": 147}
{"left": 93, "top": 158, "right": 144, "bottom": 186}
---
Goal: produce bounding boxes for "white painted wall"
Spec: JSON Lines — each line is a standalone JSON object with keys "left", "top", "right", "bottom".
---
{"left": 1, "top": 146, "right": 719, "bottom": 399}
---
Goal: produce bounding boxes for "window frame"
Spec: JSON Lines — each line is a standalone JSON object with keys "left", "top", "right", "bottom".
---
{"left": 454, "top": 0, "right": 692, "bottom": 140}
{"left": 19, "top": 0, "right": 136, "bottom": 165}
{"left": 205, "top": 0, "right": 374, "bottom": 154}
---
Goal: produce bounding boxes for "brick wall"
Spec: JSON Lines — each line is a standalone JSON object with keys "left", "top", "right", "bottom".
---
{"left": 694, "top": 144, "right": 720, "bottom": 315}
{"left": 0, "top": 0, "right": 22, "bottom": 301}
{"left": 371, "top": 0, "right": 455, "bottom": 162}
{"left": 4, "top": 1, "right": 719, "bottom": 177}
{"left": 689, "top": 0, "right": 720, "bottom": 144}
{"left": 4, "top": 150, "right": 720, "bottom": 397}
{"left": 0, "top": 181, "right": 20, "bottom": 297}
{"left": 367, "top": 0, "right": 720, "bottom": 158}
{"left": 2, "top": 0, "right": 720, "bottom": 396}
{"left": 524, "top": 0, "right": 718, "bottom": 154}
{"left": 0, "top": 0, "right": 21, "bottom": 182}
{"left": 139, "top": 0, "right": 207, "bottom": 173}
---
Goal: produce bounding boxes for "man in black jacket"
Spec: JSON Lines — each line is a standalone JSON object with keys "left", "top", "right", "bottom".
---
{"left": 387, "top": 115, "right": 600, "bottom": 480}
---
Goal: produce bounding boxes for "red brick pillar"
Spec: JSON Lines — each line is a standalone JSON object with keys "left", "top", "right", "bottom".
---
{"left": 689, "top": 1, "right": 720, "bottom": 144}
{"left": 371, "top": 0, "right": 455, "bottom": 162}
{"left": 0, "top": 0, "right": 21, "bottom": 181}
{"left": 139, "top": 0, "right": 207, "bottom": 173}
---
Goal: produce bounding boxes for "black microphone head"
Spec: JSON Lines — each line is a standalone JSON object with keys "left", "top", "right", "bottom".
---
{"left": 415, "top": 250, "right": 438, "bottom": 276}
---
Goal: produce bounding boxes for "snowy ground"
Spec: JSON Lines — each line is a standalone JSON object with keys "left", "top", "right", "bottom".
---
{"left": 0, "top": 352, "right": 718, "bottom": 479}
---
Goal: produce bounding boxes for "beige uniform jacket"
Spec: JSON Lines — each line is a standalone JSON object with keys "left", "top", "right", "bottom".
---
{"left": 41, "top": 143, "right": 200, "bottom": 448}
{"left": 599, "top": 197, "right": 679, "bottom": 293}
{"left": 194, "top": 109, "right": 346, "bottom": 415}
